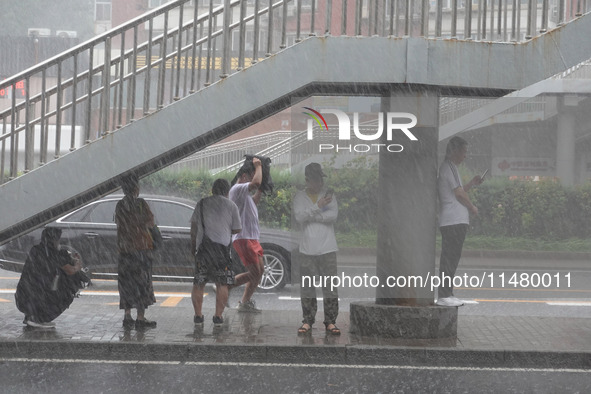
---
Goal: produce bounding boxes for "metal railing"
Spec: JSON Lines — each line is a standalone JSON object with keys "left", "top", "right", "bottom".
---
{"left": 167, "top": 130, "right": 294, "bottom": 171}
{"left": 1, "top": 0, "right": 589, "bottom": 185}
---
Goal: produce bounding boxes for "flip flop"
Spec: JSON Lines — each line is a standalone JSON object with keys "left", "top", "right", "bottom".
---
{"left": 298, "top": 323, "right": 312, "bottom": 335}
{"left": 325, "top": 323, "right": 341, "bottom": 335}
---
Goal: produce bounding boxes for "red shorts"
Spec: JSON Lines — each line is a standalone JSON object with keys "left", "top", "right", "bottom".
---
{"left": 233, "top": 239, "right": 264, "bottom": 267}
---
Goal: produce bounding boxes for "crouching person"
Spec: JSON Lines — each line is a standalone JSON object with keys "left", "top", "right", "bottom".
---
{"left": 190, "top": 179, "right": 242, "bottom": 327}
{"left": 15, "top": 228, "right": 89, "bottom": 328}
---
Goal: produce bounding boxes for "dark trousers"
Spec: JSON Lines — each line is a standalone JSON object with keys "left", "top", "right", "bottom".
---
{"left": 300, "top": 252, "right": 338, "bottom": 326}
{"left": 439, "top": 224, "right": 468, "bottom": 299}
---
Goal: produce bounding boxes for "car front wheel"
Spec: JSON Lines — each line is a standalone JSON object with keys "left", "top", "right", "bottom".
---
{"left": 258, "top": 248, "right": 288, "bottom": 292}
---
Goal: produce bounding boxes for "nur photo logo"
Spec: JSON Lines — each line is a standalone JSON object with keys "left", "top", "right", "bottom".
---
{"left": 303, "top": 108, "right": 418, "bottom": 153}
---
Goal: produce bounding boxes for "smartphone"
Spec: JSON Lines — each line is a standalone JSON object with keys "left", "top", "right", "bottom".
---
{"left": 325, "top": 188, "right": 334, "bottom": 198}
{"left": 481, "top": 169, "right": 489, "bottom": 180}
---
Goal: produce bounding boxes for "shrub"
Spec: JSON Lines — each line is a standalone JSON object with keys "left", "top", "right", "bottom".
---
{"left": 142, "top": 166, "right": 591, "bottom": 241}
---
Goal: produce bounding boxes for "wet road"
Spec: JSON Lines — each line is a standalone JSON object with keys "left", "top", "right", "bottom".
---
{"left": 3, "top": 263, "right": 591, "bottom": 318}
{"left": 1, "top": 357, "right": 589, "bottom": 394}
{"left": 2, "top": 264, "right": 590, "bottom": 394}
{"left": 0, "top": 258, "right": 591, "bottom": 317}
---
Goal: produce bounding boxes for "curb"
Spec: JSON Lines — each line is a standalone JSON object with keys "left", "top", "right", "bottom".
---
{"left": 1, "top": 341, "right": 590, "bottom": 370}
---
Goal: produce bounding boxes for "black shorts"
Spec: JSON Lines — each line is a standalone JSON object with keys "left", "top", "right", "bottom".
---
{"left": 194, "top": 237, "right": 235, "bottom": 286}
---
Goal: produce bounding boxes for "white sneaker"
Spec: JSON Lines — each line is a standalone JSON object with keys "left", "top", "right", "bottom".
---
{"left": 25, "top": 319, "right": 56, "bottom": 328}
{"left": 237, "top": 300, "right": 262, "bottom": 313}
{"left": 436, "top": 297, "right": 464, "bottom": 307}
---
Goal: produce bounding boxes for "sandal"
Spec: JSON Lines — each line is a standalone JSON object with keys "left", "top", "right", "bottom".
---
{"left": 298, "top": 323, "right": 312, "bottom": 335}
{"left": 324, "top": 323, "right": 341, "bottom": 335}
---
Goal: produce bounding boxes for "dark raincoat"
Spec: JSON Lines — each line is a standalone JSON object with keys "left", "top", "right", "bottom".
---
{"left": 15, "top": 233, "right": 86, "bottom": 323}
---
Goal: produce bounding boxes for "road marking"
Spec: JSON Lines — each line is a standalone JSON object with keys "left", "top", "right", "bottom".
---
{"left": 278, "top": 297, "right": 342, "bottom": 301}
{"left": 184, "top": 361, "right": 591, "bottom": 374}
{"left": 78, "top": 291, "right": 192, "bottom": 297}
{"left": 0, "top": 358, "right": 588, "bottom": 373}
{"left": 0, "top": 358, "right": 180, "bottom": 365}
{"left": 0, "top": 298, "right": 10, "bottom": 303}
{"left": 161, "top": 296, "right": 184, "bottom": 307}
{"left": 280, "top": 297, "right": 591, "bottom": 307}
{"left": 474, "top": 299, "right": 550, "bottom": 303}
{"left": 547, "top": 301, "right": 591, "bottom": 306}
{"left": 458, "top": 287, "right": 591, "bottom": 293}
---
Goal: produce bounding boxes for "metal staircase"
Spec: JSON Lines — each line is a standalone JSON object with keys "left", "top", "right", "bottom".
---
{"left": 2, "top": 0, "right": 591, "bottom": 244}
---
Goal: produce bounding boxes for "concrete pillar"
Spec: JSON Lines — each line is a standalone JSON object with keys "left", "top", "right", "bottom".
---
{"left": 350, "top": 89, "right": 457, "bottom": 339}
{"left": 375, "top": 91, "right": 439, "bottom": 306}
{"left": 556, "top": 96, "right": 577, "bottom": 187}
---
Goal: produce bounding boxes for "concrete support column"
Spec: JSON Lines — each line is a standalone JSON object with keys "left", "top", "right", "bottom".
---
{"left": 350, "top": 89, "right": 457, "bottom": 340}
{"left": 375, "top": 91, "right": 439, "bottom": 306}
{"left": 556, "top": 96, "right": 577, "bottom": 187}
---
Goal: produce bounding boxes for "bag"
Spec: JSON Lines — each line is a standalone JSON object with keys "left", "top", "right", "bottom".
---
{"left": 231, "top": 155, "right": 274, "bottom": 195}
{"left": 149, "top": 225, "right": 163, "bottom": 250}
{"left": 196, "top": 235, "right": 233, "bottom": 270}
{"left": 196, "top": 199, "right": 232, "bottom": 269}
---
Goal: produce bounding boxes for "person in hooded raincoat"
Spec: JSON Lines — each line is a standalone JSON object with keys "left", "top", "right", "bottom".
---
{"left": 15, "top": 227, "right": 87, "bottom": 328}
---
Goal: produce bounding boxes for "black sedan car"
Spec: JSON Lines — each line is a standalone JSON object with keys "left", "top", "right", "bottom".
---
{"left": 0, "top": 195, "right": 297, "bottom": 292}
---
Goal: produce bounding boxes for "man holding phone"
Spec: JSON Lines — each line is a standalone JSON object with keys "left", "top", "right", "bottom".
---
{"left": 293, "top": 163, "right": 340, "bottom": 335}
{"left": 437, "top": 136, "right": 483, "bottom": 307}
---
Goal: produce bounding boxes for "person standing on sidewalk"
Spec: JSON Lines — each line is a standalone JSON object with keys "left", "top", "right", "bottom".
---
{"left": 293, "top": 163, "right": 340, "bottom": 335}
{"left": 115, "top": 175, "right": 158, "bottom": 329}
{"left": 190, "top": 179, "right": 242, "bottom": 327}
{"left": 229, "top": 157, "right": 265, "bottom": 313}
{"left": 437, "top": 136, "right": 482, "bottom": 307}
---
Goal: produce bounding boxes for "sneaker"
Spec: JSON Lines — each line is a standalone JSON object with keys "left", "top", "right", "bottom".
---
{"left": 25, "top": 319, "right": 55, "bottom": 329}
{"left": 237, "top": 300, "right": 262, "bottom": 313}
{"left": 135, "top": 319, "right": 157, "bottom": 329}
{"left": 436, "top": 296, "right": 465, "bottom": 307}
{"left": 122, "top": 316, "right": 135, "bottom": 329}
{"left": 194, "top": 315, "right": 204, "bottom": 327}
{"left": 212, "top": 316, "right": 224, "bottom": 327}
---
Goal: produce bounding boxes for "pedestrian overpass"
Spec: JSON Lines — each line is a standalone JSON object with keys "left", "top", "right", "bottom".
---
{"left": 2, "top": 0, "right": 591, "bottom": 244}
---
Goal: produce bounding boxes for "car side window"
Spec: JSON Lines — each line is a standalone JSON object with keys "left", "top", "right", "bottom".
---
{"left": 148, "top": 201, "right": 192, "bottom": 228}
{"left": 61, "top": 206, "right": 92, "bottom": 223}
{"left": 87, "top": 201, "right": 118, "bottom": 224}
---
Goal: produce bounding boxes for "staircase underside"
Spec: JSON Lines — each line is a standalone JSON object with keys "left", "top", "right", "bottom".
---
{"left": 2, "top": 14, "right": 591, "bottom": 244}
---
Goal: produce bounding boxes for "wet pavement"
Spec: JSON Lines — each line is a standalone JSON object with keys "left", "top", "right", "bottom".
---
{"left": 1, "top": 297, "right": 590, "bottom": 369}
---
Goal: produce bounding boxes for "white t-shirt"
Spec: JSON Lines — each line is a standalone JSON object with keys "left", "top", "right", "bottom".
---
{"left": 438, "top": 159, "right": 469, "bottom": 227}
{"left": 229, "top": 182, "right": 260, "bottom": 241}
{"left": 293, "top": 188, "right": 338, "bottom": 256}
{"left": 191, "top": 195, "right": 242, "bottom": 246}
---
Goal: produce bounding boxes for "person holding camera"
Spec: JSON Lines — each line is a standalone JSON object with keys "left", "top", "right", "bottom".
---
{"left": 15, "top": 227, "right": 87, "bottom": 328}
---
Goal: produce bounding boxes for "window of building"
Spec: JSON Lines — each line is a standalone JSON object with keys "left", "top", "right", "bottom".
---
{"left": 149, "top": 0, "right": 197, "bottom": 7}
{"left": 95, "top": 0, "right": 112, "bottom": 22}
{"left": 149, "top": 0, "right": 169, "bottom": 7}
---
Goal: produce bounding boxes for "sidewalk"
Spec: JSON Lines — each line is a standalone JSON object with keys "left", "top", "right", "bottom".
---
{"left": 1, "top": 300, "right": 590, "bottom": 369}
